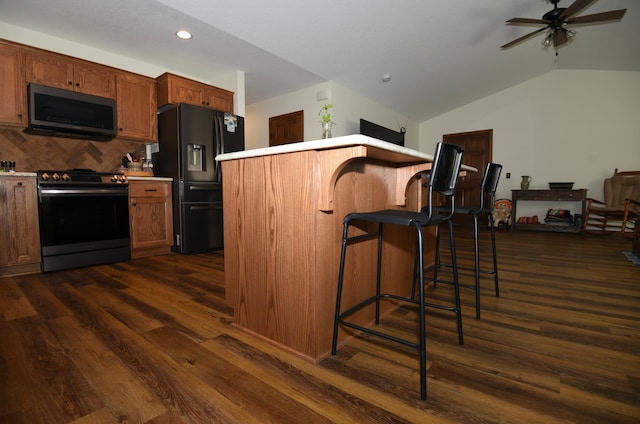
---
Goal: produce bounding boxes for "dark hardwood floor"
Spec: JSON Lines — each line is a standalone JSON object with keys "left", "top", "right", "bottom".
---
{"left": 1, "top": 229, "right": 639, "bottom": 423}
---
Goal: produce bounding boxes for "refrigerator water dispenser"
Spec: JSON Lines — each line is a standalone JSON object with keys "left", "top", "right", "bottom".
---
{"left": 187, "top": 144, "right": 205, "bottom": 172}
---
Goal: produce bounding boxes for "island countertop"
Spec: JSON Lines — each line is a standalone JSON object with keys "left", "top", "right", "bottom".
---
{"left": 216, "top": 134, "right": 477, "bottom": 172}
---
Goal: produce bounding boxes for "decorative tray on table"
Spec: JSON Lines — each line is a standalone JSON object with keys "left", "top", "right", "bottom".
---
{"left": 548, "top": 182, "right": 574, "bottom": 190}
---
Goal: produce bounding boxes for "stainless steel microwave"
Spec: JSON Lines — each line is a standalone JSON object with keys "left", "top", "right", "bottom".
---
{"left": 26, "top": 83, "right": 117, "bottom": 141}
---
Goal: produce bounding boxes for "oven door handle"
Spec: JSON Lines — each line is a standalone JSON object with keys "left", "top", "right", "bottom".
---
{"left": 39, "top": 188, "right": 128, "bottom": 196}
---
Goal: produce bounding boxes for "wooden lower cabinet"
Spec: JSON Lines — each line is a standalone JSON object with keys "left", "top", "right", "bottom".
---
{"left": 128, "top": 180, "right": 173, "bottom": 258}
{"left": 0, "top": 175, "right": 41, "bottom": 277}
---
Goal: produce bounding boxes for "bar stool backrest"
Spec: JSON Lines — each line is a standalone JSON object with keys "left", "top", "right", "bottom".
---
{"left": 480, "top": 163, "right": 503, "bottom": 210}
{"left": 424, "top": 142, "right": 465, "bottom": 221}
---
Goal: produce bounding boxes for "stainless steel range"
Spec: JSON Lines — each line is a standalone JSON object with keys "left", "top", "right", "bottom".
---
{"left": 37, "top": 169, "right": 130, "bottom": 272}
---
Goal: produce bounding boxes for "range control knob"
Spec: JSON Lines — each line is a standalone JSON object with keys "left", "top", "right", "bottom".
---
{"left": 52, "top": 173, "right": 60, "bottom": 181}
{"left": 111, "top": 175, "right": 118, "bottom": 182}
{"left": 41, "top": 173, "right": 50, "bottom": 181}
{"left": 61, "top": 173, "right": 70, "bottom": 181}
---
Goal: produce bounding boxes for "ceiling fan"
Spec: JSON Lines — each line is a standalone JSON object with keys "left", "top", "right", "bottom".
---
{"left": 500, "top": 0, "right": 627, "bottom": 50}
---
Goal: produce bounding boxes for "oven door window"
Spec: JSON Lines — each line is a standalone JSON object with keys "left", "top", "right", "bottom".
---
{"left": 39, "top": 192, "right": 130, "bottom": 247}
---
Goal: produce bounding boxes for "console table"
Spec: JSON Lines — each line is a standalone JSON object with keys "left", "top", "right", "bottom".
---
{"left": 511, "top": 189, "right": 587, "bottom": 232}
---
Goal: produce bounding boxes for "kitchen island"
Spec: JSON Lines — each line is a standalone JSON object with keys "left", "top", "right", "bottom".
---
{"left": 216, "top": 135, "right": 471, "bottom": 362}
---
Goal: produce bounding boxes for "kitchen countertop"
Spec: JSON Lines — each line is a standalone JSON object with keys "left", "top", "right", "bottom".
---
{"left": 126, "top": 176, "right": 173, "bottom": 182}
{"left": 0, "top": 173, "right": 172, "bottom": 181}
{"left": 0, "top": 172, "right": 37, "bottom": 177}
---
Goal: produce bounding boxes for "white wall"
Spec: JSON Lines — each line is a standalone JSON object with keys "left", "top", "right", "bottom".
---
{"left": 246, "top": 81, "right": 419, "bottom": 151}
{"left": 420, "top": 69, "right": 640, "bottom": 214}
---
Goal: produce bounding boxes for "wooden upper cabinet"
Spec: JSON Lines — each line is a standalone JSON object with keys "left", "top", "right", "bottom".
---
{"left": 116, "top": 72, "right": 157, "bottom": 142}
{"left": 24, "top": 49, "right": 116, "bottom": 98}
{"left": 0, "top": 42, "right": 27, "bottom": 126}
{"left": 156, "top": 72, "right": 233, "bottom": 113}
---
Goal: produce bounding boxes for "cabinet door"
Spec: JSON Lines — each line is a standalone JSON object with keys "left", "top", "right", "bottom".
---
{"left": 169, "top": 77, "right": 204, "bottom": 105}
{"left": 25, "top": 49, "right": 74, "bottom": 90}
{"left": 0, "top": 176, "right": 41, "bottom": 268}
{"left": 25, "top": 49, "right": 115, "bottom": 97}
{"left": 202, "top": 86, "right": 234, "bottom": 112}
{"left": 129, "top": 181, "right": 173, "bottom": 253}
{"left": 73, "top": 61, "right": 116, "bottom": 98}
{"left": 0, "top": 43, "right": 27, "bottom": 126}
{"left": 116, "top": 72, "right": 157, "bottom": 141}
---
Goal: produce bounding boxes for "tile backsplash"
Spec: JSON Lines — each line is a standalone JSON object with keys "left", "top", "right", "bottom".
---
{"left": 0, "top": 124, "right": 145, "bottom": 173}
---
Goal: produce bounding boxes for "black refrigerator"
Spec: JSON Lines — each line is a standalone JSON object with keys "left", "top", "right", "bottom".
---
{"left": 154, "top": 103, "right": 245, "bottom": 253}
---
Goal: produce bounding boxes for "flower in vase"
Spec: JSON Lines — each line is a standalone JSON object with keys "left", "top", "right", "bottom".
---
{"left": 318, "top": 104, "right": 334, "bottom": 124}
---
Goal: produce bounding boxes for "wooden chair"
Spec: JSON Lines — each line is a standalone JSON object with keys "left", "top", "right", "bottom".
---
{"left": 582, "top": 169, "right": 640, "bottom": 238}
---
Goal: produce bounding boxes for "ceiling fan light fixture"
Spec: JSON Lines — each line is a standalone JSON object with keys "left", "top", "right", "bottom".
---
{"left": 541, "top": 29, "right": 554, "bottom": 47}
{"left": 566, "top": 28, "right": 577, "bottom": 40}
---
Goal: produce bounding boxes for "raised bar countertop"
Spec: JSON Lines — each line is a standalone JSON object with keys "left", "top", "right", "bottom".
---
{"left": 217, "top": 134, "right": 477, "bottom": 172}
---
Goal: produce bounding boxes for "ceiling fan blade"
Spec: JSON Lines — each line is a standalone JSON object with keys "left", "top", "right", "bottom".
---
{"left": 559, "top": 0, "right": 598, "bottom": 19}
{"left": 553, "top": 29, "right": 569, "bottom": 47}
{"left": 500, "top": 27, "right": 548, "bottom": 49}
{"left": 506, "top": 17, "right": 548, "bottom": 25}
{"left": 567, "top": 9, "right": 626, "bottom": 25}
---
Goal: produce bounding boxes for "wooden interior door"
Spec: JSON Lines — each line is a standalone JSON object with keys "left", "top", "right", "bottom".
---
{"left": 269, "top": 110, "right": 304, "bottom": 146}
{"left": 443, "top": 129, "right": 493, "bottom": 225}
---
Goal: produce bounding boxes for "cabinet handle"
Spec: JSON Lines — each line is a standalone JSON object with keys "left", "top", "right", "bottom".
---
{"left": 17, "top": 182, "right": 23, "bottom": 186}
{"left": 144, "top": 189, "right": 158, "bottom": 192}
{"left": 68, "top": 81, "right": 73, "bottom": 85}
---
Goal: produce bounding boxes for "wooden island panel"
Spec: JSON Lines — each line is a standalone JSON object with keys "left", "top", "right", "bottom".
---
{"left": 219, "top": 137, "right": 440, "bottom": 362}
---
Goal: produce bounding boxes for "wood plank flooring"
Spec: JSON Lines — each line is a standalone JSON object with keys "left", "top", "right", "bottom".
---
{"left": 1, "top": 229, "right": 639, "bottom": 423}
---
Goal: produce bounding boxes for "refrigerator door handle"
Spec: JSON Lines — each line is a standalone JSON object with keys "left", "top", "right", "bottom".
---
{"left": 188, "top": 185, "right": 221, "bottom": 191}
{"left": 189, "top": 204, "right": 223, "bottom": 211}
{"left": 214, "top": 114, "right": 224, "bottom": 182}
{"left": 212, "top": 115, "right": 220, "bottom": 180}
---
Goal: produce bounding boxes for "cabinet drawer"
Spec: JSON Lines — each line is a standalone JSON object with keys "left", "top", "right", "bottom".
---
{"left": 554, "top": 190, "right": 583, "bottom": 200}
{"left": 129, "top": 181, "right": 169, "bottom": 197}
{"left": 513, "top": 190, "right": 539, "bottom": 200}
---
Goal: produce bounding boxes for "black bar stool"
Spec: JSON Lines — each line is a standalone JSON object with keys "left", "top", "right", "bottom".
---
{"left": 331, "top": 142, "right": 465, "bottom": 400}
{"left": 431, "top": 163, "right": 502, "bottom": 319}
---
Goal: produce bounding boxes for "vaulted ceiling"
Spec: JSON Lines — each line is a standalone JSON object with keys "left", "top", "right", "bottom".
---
{"left": 1, "top": 0, "right": 638, "bottom": 122}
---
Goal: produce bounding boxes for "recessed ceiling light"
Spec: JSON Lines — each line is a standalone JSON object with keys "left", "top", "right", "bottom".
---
{"left": 176, "top": 30, "right": 192, "bottom": 40}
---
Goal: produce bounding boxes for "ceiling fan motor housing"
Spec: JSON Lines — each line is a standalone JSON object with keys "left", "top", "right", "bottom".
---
{"left": 543, "top": 7, "right": 568, "bottom": 29}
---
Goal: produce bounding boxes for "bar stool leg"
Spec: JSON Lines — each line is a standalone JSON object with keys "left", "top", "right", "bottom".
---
{"left": 331, "top": 222, "right": 350, "bottom": 355}
{"left": 415, "top": 225, "right": 427, "bottom": 400}
{"left": 447, "top": 219, "right": 464, "bottom": 345}
{"left": 489, "top": 213, "right": 500, "bottom": 297}
{"left": 472, "top": 213, "right": 481, "bottom": 319}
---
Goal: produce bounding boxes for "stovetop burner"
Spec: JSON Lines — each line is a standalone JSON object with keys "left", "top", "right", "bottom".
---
{"left": 37, "top": 168, "right": 127, "bottom": 185}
